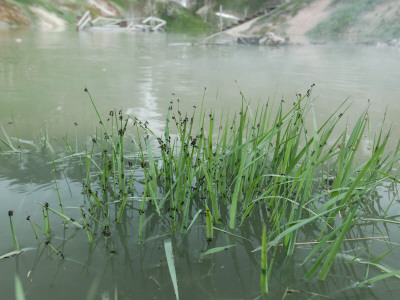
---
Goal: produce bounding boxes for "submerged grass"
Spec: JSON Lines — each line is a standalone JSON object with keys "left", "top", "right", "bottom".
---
{"left": 164, "top": 239, "right": 179, "bottom": 300}
{"left": 14, "top": 274, "right": 25, "bottom": 300}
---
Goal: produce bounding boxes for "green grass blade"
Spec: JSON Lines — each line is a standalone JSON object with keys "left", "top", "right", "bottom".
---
{"left": 201, "top": 245, "right": 235, "bottom": 257}
{"left": 14, "top": 274, "right": 26, "bottom": 300}
{"left": 164, "top": 239, "right": 179, "bottom": 300}
{"left": 252, "top": 205, "right": 341, "bottom": 252}
{"left": 205, "top": 206, "right": 214, "bottom": 240}
{"left": 358, "top": 269, "right": 400, "bottom": 287}
{"left": 80, "top": 209, "right": 93, "bottom": 244}
{"left": 145, "top": 139, "right": 161, "bottom": 215}
{"left": 186, "top": 209, "right": 202, "bottom": 232}
{"left": 85, "top": 89, "right": 116, "bottom": 151}
{"left": 201, "top": 163, "right": 220, "bottom": 223}
{"left": 8, "top": 213, "right": 19, "bottom": 251}
{"left": 38, "top": 204, "right": 83, "bottom": 229}
{"left": 229, "top": 142, "right": 249, "bottom": 229}
{"left": 0, "top": 250, "right": 22, "bottom": 260}
{"left": 261, "top": 225, "right": 268, "bottom": 294}
{"left": 357, "top": 259, "right": 400, "bottom": 278}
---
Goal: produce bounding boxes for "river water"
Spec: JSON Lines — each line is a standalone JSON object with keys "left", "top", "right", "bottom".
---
{"left": 1, "top": 29, "right": 400, "bottom": 299}
{"left": 1, "top": 30, "right": 400, "bottom": 140}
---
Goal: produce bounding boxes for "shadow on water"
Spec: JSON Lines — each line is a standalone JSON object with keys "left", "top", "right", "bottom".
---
{"left": 3, "top": 209, "right": 400, "bottom": 299}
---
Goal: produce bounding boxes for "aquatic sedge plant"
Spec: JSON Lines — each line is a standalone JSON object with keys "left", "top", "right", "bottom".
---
{"left": 80, "top": 208, "right": 93, "bottom": 244}
{"left": 8, "top": 210, "right": 19, "bottom": 251}
{"left": 42, "top": 202, "right": 51, "bottom": 236}
{"left": 0, "top": 124, "right": 20, "bottom": 153}
{"left": 164, "top": 239, "right": 179, "bottom": 300}
{"left": 52, "top": 162, "right": 64, "bottom": 217}
{"left": 2, "top": 84, "right": 399, "bottom": 299}
{"left": 260, "top": 225, "right": 268, "bottom": 294}
{"left": 44, "top": 240, "right": 64, "bottom": 259}
{"left": 35, "top": 202, "right": 83, "bottom": 230}
{"left": 26, "top": 216, "right": 41, "bottom": 243}
{"left": 80, "top": 85, "right": 400, "bottom": 283}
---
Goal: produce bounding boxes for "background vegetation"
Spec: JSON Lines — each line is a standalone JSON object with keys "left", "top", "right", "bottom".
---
{"left": 1, "top": 0, "right": 400, "bottom": 43}
{"left": 309, "top": 0, "right": 400, "bottom": 42}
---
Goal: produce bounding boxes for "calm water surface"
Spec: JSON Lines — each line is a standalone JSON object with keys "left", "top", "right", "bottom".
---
{"left": 1, "top": 29, "right": 400, "bottom": 299}
{"left": 1, "top": 29, "right": 400, "bottom": 138}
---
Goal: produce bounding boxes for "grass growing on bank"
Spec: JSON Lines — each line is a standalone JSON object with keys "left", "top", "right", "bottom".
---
{"left": 251, "top": 0, "right": 314, "bottom": 36}
{"left": 308, "top": 0, "right": 398, "bottom": 42}
{"left": 155, "top": 2, "right": 213, "bottom": 33}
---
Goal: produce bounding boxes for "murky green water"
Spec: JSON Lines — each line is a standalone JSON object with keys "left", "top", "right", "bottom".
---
{"left": 1, "top": 29, "right": 400, "bottom": 299}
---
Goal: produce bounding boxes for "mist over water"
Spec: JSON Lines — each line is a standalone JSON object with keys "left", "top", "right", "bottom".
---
{"left": 1, "top": 30, "right": 400, "bottom": 142}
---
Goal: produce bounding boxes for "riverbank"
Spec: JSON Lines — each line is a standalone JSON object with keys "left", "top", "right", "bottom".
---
{"left": 0, "top": 0, "right": 211, "bottom": 33}
{"left": 1, "top": 0, "right": 400, "bottom": 45}
{"left": 238, "top": 0, "right": 400, "bottom": 46}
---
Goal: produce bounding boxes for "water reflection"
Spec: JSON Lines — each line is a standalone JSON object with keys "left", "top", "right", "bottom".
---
{"left": 126, "top": 65, "right": 164, "bottom": 135}
{"left": 2, "top": 30, "right": 400, "bottom": 144}
{"left": 1, "top": 186, "right": 400, "bottom": 299}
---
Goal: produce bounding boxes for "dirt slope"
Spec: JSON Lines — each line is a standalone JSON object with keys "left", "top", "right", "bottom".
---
{"left": 1, "top": 0, "right": 400, "bottom": 44}
{"left": 245, "top": 0, "right": 400, "bottom": 44}
{"left": 0, "top": 0, "right": 119, "bottom": 29}
{"left": 286, "top": 0, "right": 332, "bottom": 44}
{"left": 0, "top": 0, "right": 30, "bottom": 27}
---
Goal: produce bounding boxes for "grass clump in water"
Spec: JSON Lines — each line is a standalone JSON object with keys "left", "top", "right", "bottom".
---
{"left": 78, "top": 84, "right": 400, "bottom": 285}
{"left": 4, "top": 84, "right": 399, "bottom": 298}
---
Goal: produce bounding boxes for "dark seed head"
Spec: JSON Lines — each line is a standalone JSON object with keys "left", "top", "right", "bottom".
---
{"left": 8, "top": 210, "right": 13, "bottom": 217}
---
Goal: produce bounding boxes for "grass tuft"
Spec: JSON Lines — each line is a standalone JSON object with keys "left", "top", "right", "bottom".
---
{"left": 4, "top": 84, "right": 399, "bottom": 291}
{"left": 78, "top": 84, "right": 400, "bottom": 281}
